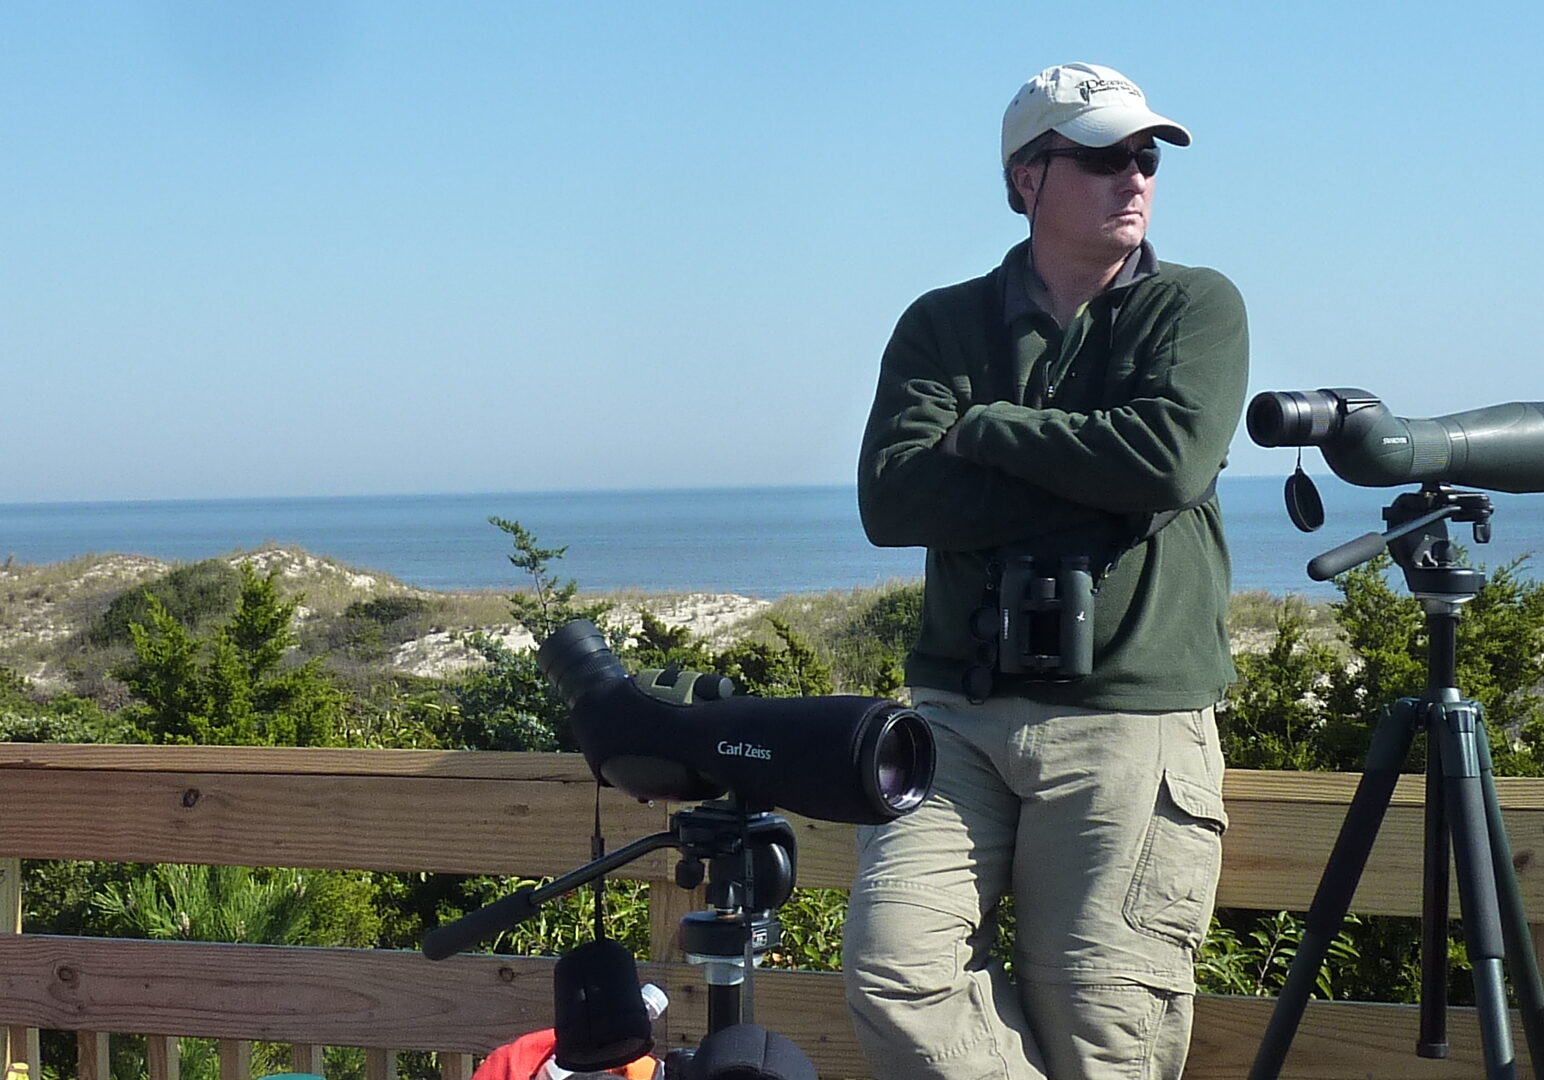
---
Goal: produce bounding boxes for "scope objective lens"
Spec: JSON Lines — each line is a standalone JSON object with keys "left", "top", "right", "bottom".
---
{"left": 863, "top": 708, "right": 933, "bottom": 815}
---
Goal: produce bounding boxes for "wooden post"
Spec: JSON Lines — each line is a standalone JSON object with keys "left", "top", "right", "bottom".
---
{"left": 290, "top": 1044, "right": 324, "bottom": 1076}
{"left": 218, "top": 1040, "right": 251, "bottom": 1080}
{"left": 77, "top": 1031, "right": 111, "bottom": 1080}
{"left": 147, "top": 1036, "right": 181, "bottom": 1080}
{"left": 4, "top": 1029, "right": 40, "bottom": 1080}
{"left": 648, "top": 879, "right": 705, "bottom": 964}
{"left": 648, "top": 877, "right": 707, "bottom": 1057}
{"left": 0, "top": 858, "right": 19, "bottom": 936}
{"left": 2, "top": 857, "right": 19, "bottom": 1073}
{"left": 437, "top": 1052, "right": 472, "bottom": 1080}
{"left": 364, "top": 1049, "right": 397, "bottom": 1080}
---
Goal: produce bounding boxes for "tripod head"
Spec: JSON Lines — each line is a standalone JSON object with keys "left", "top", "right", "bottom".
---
{"left": 669, "top": 803, "right": 795, "bottom": 989}
{"left": 1294, "top": 483, "right": 1499, "bottom": 703}
{"left": 422, "top": 798, "right": 813, "bottom": 1079}
{"left": 1301, "top": 483, "right": 1493, "bottom": 599}
{"left": 1379, "top": 486, "right": 1491, "bottom": 612}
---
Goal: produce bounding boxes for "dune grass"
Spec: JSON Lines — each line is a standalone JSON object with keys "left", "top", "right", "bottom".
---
{"left": 2, "top": 547, "right": 1335, "bottom": 704}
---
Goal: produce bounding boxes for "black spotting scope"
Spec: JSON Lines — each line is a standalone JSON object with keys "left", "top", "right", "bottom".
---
{"left": 1247, "top": 388, "right": 1544, "bottom": 493}
{"left": 536, "top": 619, "right": 934, "bottom": 825}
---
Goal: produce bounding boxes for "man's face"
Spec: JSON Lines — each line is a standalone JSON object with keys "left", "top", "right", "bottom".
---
{"left": 1012, "top": 131, "right": 1158, "bottom": 260}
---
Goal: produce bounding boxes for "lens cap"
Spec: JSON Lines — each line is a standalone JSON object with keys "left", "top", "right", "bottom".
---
{"left": 553, "top": 939, "right": 654, "bottom": 1070}
{"left": 1284, "top": 467, "right": 1324, "bottom": 533}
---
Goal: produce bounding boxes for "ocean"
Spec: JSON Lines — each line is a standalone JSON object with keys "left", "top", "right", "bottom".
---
{"left": 4, "top": 478, "right": 1543, "bottom": 599}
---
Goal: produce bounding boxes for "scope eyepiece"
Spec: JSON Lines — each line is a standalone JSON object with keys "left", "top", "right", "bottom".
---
{"left": 1246, "top": 390, "right": 1348, "bottom": 447}
{"left": 537, "top": 619, "right": 629, "bottom": 708}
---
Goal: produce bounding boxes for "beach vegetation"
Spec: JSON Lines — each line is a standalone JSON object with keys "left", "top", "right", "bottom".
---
{"left": 491, "top": 515, "right": 614, "bottom": 640}
{"left": 8, "top": 529, "right": 1544, "bottom": 1046}
{"left": 1227, "top": 588, "right": 1334, "bottom": 637}
{"left": 745, "top": 580, "right": 919, "bottom": 695}
{"left": 87, "top": 558, "right": 243, "bottom": 647}
{"left": 1220, "top": 554, "right": 1544, "bottom": 774}
{"left": 0, "top": 665, "right": 123, "bottom": 743}
{"left": 310, "top": 593, "right": 438, "bottom": 662}
{"left": 630, "top": 609, "right": 718, "bottom": 671}
{"left": 444, "top": 516, "right": 620, "bottom": 753}
{"left": 714, "top": 616, "right": 835, "bottom": 697}
{"left": 113, "top": 562, "right": 346, "bottom": 747}
{"left": 341, "top": 675, "right": 462, "bottom": 750}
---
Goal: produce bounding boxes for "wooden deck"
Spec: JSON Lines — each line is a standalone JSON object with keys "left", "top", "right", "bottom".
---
{"left": 5, "top": 744, "right": 1544, "bottom": 1078}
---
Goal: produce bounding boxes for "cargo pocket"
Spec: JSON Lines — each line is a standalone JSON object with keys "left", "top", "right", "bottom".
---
{"left": 1123, "top": 770, "right": 1228, "bottom": 950}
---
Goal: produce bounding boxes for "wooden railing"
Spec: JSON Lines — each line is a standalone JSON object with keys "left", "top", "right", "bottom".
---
{"left": 4, "top": 744, "right": 1544, "bottom": 1079}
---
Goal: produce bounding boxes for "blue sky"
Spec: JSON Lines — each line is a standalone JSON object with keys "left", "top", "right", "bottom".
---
{"left": 4, "top": 1, "right": 1541, "bottom": 502}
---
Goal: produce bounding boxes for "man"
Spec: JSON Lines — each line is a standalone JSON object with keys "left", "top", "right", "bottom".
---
{"left": 843, "top": 63, "right": 1248, "bottom": 1080}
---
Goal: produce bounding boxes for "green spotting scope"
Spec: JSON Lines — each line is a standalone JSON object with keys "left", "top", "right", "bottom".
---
{"left": 1247, "top": 389, "right": 1544, "bottom": 492}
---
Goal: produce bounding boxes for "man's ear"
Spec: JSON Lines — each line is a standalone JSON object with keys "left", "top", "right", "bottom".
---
{"left": 1010, "top": 162, "right": 1039, "bottom": 207}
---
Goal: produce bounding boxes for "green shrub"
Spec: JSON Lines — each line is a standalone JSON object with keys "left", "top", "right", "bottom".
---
{"left": 843, "top": 581, "right": 921, "bottom": 694}
{"left": 1221, "top": 600, "right": 1347, "bottom": 770}
{"left": 449, "top": 635, "right": 570, "bottom": 751}
{"left": 95, "top": 863, "right": 382, "bottom": 948}
{"left": 0, "top": 666, "right": 122, "bottom": 743}
{"left": 629, "top": 609, "right": 718, "bottom": 671}
{"left": 1198, "top": 911, "right": 1364, "bottom": 999}
{"left": 341, "top": 676, "right": 461, "bottom": 750}
{"left": 87, "top": 559, "right": 242, "bottom": 646}
{"left": 756, "top": 580, "right": 920, "bottom": 694}
{"left": 114, "top": 563, "right": 346, "bottom": 747}
{"left": 344, "top": 595, "right": 431, "bottom": 625}
{"left": 314, "top": 593, "right": 438, "bottom": 661}
{"left": 765, "top": 888, "right": 850, "bottom": 971}
{"left": 715, "top": 616, "right": 834, "bottom": 697}
{"left": 447, "top": 518, "right": 615, "bottom": 752}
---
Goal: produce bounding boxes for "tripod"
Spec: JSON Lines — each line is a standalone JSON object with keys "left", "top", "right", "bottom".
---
{"left": 422, "top": 798, "right": 811, "bottom": 1077}
{"left": 1249, "top": 485, "right": 1544, "bottom": 1080}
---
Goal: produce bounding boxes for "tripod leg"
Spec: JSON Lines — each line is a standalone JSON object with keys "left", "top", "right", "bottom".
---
{"left": 1478, "top": 733, "right": 1544, "bottom": 1078}
{"left": 1420, "top": 738, "right": 1451, "bottom": 1056}
{"left": 1248, "top": 704, "right": 1417, "bottom": 1080}
{"left": 1433, "top": 699, "right": 1516, "bottom": 1080}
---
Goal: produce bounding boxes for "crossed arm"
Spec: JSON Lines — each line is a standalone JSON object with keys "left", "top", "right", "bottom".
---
{"left": 858, "top": 271, "right": 1248, "bottom": 552}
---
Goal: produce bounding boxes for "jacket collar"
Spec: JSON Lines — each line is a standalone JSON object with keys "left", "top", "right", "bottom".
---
{"left": 999, "top": 238, "right": 1158, "bottom": 327}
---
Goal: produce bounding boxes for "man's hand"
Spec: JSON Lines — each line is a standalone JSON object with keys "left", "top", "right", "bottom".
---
{"left": 938, "top": 422, "right": 963, "bottom": 457}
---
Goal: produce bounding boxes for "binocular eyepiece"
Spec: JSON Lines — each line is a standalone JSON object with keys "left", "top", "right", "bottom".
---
{"left": 537, "top": 619, "right": 935, "bottom": 825}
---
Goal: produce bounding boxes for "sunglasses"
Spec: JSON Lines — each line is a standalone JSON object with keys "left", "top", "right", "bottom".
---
{"left": 1038, "top": 144, "right": 1160, "bottom": 178}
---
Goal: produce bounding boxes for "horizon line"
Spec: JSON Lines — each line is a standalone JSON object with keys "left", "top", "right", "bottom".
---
{"left": 1, "top": 472, "right": 1323, "bottom": 510}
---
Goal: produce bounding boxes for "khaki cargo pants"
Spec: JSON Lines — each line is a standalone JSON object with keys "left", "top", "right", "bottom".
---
{"left": 842, "top": 688, "right": 1227, "bottom": 1080}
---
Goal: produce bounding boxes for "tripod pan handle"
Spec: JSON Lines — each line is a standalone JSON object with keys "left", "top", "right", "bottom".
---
{"left": 1308, "top": 531, "right": 1386, "bottom": 581}
{"left": 422, "top": 887, "right": 539, "bottom": 960}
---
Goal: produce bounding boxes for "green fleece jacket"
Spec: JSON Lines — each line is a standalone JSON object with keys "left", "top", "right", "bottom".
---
{"left": 858, "top": 240, "right": 1249, "bottom": 710}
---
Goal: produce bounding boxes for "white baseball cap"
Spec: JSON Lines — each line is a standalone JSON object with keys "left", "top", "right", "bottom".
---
{"left": 1001, "top": 62, "right": 1191, "bottom": 165}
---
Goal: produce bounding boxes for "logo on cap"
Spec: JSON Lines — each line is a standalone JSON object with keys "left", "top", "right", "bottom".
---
{"left": 1077, "top": 78, "right": 1140, "bottom": 103}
